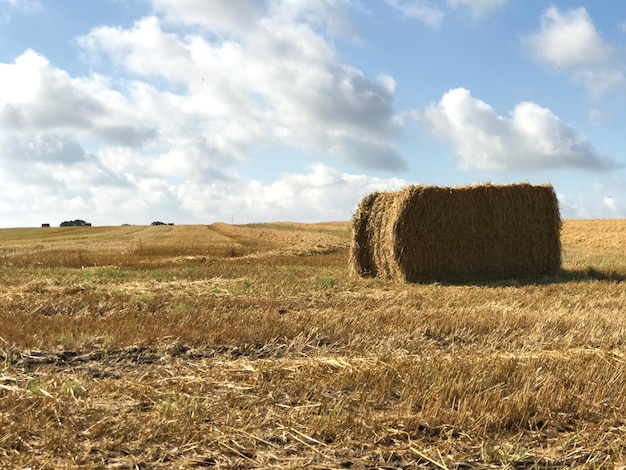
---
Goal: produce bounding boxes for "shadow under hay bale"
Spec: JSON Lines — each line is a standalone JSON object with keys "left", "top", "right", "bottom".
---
{"left": 349, "top": 183, "right": 562, "bottom": 283}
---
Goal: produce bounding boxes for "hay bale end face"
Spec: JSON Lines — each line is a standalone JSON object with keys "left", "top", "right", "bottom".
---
{"left": 349, "top": 183, "right": 562, "bottom": 283}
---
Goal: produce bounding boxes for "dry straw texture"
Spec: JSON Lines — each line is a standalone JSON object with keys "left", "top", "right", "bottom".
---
{"left": 2, "top": 221, "right": 626, "bottom": 468}
{"left": 350, "top": 183, "right": 562, "bottom": 282}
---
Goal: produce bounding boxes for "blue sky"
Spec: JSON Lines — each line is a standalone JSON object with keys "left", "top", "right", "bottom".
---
{"left": 1, "top": 0, "right": 625, "bottom": 227}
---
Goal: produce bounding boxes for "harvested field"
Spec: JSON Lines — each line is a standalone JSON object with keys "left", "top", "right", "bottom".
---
{"left": 1, "top": 220, "right": 626, "bottom": 468}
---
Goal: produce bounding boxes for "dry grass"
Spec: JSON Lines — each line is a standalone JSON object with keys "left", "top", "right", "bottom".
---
{"left": 1, "top": 220, "right": 626, "bottom": 468}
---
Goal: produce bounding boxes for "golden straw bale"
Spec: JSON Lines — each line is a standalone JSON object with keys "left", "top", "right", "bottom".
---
{"left": 348, "top": 191, "right": 380, "bottom": 277}
{"left": 349, "top": 183, "right": 561, "bottom": 282}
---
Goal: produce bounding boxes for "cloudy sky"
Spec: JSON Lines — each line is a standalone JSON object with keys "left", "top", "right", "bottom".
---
{"left": 1, "top": 0, "right": 625, "bottom": 227}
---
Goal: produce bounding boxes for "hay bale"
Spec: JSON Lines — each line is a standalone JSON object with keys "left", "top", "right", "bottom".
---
{"left": 349, "top": 191, "right": 380, "bottom": 277}
{"left": 349, "top": 183, "right": 561, "bottom": 282}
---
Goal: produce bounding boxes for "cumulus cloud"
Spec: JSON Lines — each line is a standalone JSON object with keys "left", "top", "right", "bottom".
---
{"left": 0, "top": 50, "right": 143, "bottom": 202}
{"left": 523, "top": 7, "right": 624, "bottom": 95}
{"left": 0, "top": 49, "right": 151, "bottom": 138}
{"left": 150, "top": 0, "right": 264, "bottom": 36}
{"left": 0, "top": 49, "right": 172, "bottom": 190}
{"left": 77, "top": 5, "right": 405, "bottom": 171}
{"left": 0, "top": 0, "right": 411, "bottom": 227}
{"left": 151, "top": 0, "right": 358, "bottom": 39}
{"left": 0, "top": 159, "right": 407, "bottom": 226}
{"left": 175, "top": 163, "right": 408, "bottom": 224}
{"left": 422, "top": 88, "right": 617, "bottom": 171}
{"left": 524, "top": 7, "right": 611, "bottom": 67}
{"left": 0, "top": 47, "right": 241, "bottom": 215}
{"left": 4, "top": 133, "right": 85, "bottom": 164}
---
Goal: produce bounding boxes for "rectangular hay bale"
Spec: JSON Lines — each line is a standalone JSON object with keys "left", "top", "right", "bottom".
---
{"left": 349, "top": 183, "right": 562, "bottom": 282}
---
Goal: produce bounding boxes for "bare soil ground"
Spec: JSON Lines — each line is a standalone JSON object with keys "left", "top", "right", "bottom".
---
{"left": 1, "top": 220, "right": 626, "bottom": 469}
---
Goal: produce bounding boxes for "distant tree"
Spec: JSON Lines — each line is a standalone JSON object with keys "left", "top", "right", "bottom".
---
{"left": 60, "top": 219, "right": 87, "bottom": 227}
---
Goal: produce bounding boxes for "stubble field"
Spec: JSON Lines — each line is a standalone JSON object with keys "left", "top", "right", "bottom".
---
{"left": 1, "top": 219, "right": 626, "bottom": 469}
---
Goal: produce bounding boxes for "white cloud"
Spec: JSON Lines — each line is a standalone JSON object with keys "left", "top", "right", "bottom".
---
{"left": 523, "top": 7, "right": 624, "bottom": 95}
{"left": 0, "top": 49, "right": 154, "bottom": 140}
{"left": 446, "top": 0, "right": 506, "bottom": 17}
{"left": 0, "top": 52, "right": 178, "bottom": 220}
{"left": 588, "top": 107, "right": 612, "bottom": 127}
{"left": 603, "top": 196, "right": 621, "bottom": 214}
{"left": 270, "top": 0, "right": 360, "bottom": 39}
{"left": 0, "top": 48, "right": 238, "bottom": 211}
{"left": 0, "top": 160, "right": 407, "bottom": 226}
{"left": 77, "top": 7, "right": 405, "bottom": 171}
{"left": 384, "top": 0, "right": 445, "bottom": 29}
{"left": 524, "top": 7, "right": 611, "bottom": 68}
{"left": 557, "top": 193, "right": 594, "bottom": 219}
{"left": 574, "top": 67, "right": 625, "bottom": 97}
{"left": 559, "top": 193, "right": 626, "bottom": 219}
{"left": 77, "top": 17, "right": 194, "bottom": 80}
{"left": 0, "top": 1, "right": 411, "bottom": 227}
{"left": 377, "top": 72, "right": 396, "bottom": 94}
{"left": 385, "top": 0, "right": 506, "bottom": 28}
{"left": 150, "top": 0, "right": 264, "bottom": 36}
{"left": 0, "top": 0, "right": 39, "bottom": 7}
{"left": 0, "top": 0, "right": 39, "bottom": 22}
{"left": 175, "top": 163, "right": 408, "bottom": 224}
{"left": 5, "top": 133, "right": 85, "bottom": 164}
{"left": 422, "top": 88, "right": 616, "bottom": 171}
{"left": 150, "top": 0, "right": 360, "bottom": 41}
{"left": 0, "top": 0, "right": 39, "bottom": 12}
